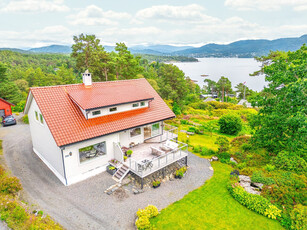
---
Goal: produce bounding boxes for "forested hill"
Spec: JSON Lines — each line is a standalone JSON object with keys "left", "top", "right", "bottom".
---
{"left": 1, "top": 34, "right": 306, "bottom": 58}
{"left": 174, "top": 34, "right": 307, "bottom": 57}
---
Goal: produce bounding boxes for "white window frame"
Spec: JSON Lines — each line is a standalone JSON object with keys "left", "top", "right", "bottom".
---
{"left": 132, "top": 103, "right": 139, "bottom": 108}
{"left": 92, "top": 110, "right": 101, "bottom": 116}
{"left": 130, "top": 127, "right": 142, "bottom": 138}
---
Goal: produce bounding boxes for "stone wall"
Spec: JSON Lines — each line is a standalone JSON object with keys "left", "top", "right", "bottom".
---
{"left": 130, "top": 162, "right": 182, "bottom": 188}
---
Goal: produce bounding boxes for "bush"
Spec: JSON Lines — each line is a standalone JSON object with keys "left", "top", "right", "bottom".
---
{"left": 264, "top": 164, "right": 276, "bottom": 172}
{"left": 187, "top": 126, "right": 200, "bottom": 134}
{"left": 228, "top": 184, "right": 281, "bottom": 219}
{"left": 136, "top": 205, "right": 159, "bottom": 230}
{"left": 0, "top": 176, "right": 22, "bottom": 195}
{"left": 230, "top": 136, "right": 251, "bottom": 147}
{"left": 218, "top": 114, "right": 243, "bottom": 135}
{"left": 241, "top": 143, "right": 253, "bottom": 152}
{"left": 135, "top": 216, "right": 151, "bottom": 230}
{"left": 22, "top": 114, "right": 29, "bottom": 124}
{"left": 273, "top": 151, "right": 307, "bottom": 173}
{"left": 251, "top": 171, "right": 275, "bottom": 185}
{"left": 215, "top": 136, "right": 230, "bottom": 153}
{"left": 193, "top": 145, "right": 201, "bottom": 153}
{"left": 289, "top": 204, "right": 307, "bottom": 230}
{"left": 200, "top": 147, "right": 215, "bottom": 156}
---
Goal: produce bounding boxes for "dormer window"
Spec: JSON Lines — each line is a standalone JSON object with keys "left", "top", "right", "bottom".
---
{"left": 140, "top": 102, "right": 145, "bottom": 106}
{"left": 132, "top": 103, "right": 139, "bottom": 108}
{"left": 109, "top": 107, "right": 117, "bottom": 112}
{"left": 92, "top": 110, "right": 101, "bottom": 116}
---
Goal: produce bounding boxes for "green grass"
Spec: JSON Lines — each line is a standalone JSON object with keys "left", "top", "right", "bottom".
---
{"left": 151, "top": 162, "right": 284, "bottom": 230}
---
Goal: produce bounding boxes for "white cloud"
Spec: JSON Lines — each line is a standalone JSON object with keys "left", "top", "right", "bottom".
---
{"left": 68, "top": 5, "right": 131, "bottom": 26}
{"left": 0, "top": 25, "right": 73, "bottom": 48}
{"left": 1, "top": 0, "right": 69, "bottom": 13}
{"left": 135, "top": 4, "right": 218, "bottom": 24}
{"left": 293, "top": 5, "right": 307, "bottom": 11}
{"left": 225, "top": 0, "right": 307, "bottom": 11}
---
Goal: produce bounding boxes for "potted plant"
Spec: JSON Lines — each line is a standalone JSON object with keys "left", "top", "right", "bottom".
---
{"left": 126, "top": 150, "right": 133, "bottom": 158}
{"left": 106, "top": 165, "right": 117, "bottom": 175}
{"left": 152, "top": 180, "right": 161, "bottom": 188}
{"left": 124, "top": 156, "right": 128, "bottom": 162}
{"left": 175, "top": 166, "right": 187, "bottom": 179}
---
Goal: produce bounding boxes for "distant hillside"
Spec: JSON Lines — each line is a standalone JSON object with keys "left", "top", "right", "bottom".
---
{"left": 29, "top": 45, "right": 71, "bottom": 53}
{"left": 0, "top": 48, "right": 32, "bottom": 54}
{"left": 2, "top": 34, "right": 306, "bottom": 57}
{"left": 174, "top": 34, "right": 307, "bottom": 57}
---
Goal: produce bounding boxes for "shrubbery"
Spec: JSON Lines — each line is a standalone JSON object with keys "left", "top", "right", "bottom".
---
{"left": 289, "top": 204, "right": 307, "bottom": 230}
{"left": 136, "top": 205, "right": 159, "bottom": 229}
{"left": 215, "top": 136, "right": 230, "bottom": 153}
{"left": 251, "top": 171, "right": 275, "bottom": 185}
{"left": 228, "top": 183, "right": 281, "bottom": 219}
{"left": 22, "top": 114, "right": 29, "bottom": 124}
{"left": 272, "top": 151, "right": 307, "bottom": 173}
{"left": 218, "top": 114, "right": 242, "bottom": 135}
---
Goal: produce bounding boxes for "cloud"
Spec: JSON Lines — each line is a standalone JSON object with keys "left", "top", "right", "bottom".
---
{"left": 224, "top": 0, "right": 307, "bottom": 11}
{"left": 293, "top": 5, "right": 307, "bottom": 11}
{"left": 0, "top": 25, "right": 73, "bottom": 48}
{"left": 135, "top": 4, "right": 218, "bottom": 24}
{"left": 1, "top": 0, "right": 69, "bottom": 13}
{"left": 68, "top": 5, "right": 131, "bottom": 26}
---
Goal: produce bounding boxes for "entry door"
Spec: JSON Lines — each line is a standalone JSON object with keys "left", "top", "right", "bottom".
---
{"left": 0, "top": 110, "right": 5, "bottom": 117}
{"left": 144, "top": 125, "right": 152, "bottom": 139}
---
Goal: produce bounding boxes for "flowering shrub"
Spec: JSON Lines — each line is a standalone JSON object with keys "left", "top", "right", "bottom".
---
{"left": 136, "top": 205, "right": 159, "bottom": 230}
{"left": 228, "top": 183, "right": 281, "bottom": 220}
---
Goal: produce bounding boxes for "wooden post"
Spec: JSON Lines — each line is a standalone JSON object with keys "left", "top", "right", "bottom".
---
{"left": 185, "top": 156, "right": 188, "bottom": 166}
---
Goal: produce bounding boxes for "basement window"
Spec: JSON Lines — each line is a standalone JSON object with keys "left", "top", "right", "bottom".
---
{"left": 132, "top": 103, "right": 139, "bottom": 108}
{"left": 79, "top": 141, "right": 106, "bottom": 163}
{"left": 92, "top": 110, "right": 101, "bottom": 116}
{"left": 109, "top": 107, "right": 117, "bottom": 112}
{"left": 130, "top": 127, "right": 141, "bottom": 137}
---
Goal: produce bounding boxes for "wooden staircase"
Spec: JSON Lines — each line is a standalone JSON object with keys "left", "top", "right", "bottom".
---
{"left": 112, "top": 164, "right": 130, "bottom": 183}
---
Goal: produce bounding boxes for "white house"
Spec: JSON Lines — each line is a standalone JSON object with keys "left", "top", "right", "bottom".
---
{"left": 25, "top": 71, "right": 187, "bottom": 186}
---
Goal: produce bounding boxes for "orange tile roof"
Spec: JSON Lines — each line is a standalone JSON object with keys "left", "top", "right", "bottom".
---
{"left": 29, "top": 79, "right": 175, "bottom": 147}
{"left": 67, "top": 82, "right": 154, "bottom": 110}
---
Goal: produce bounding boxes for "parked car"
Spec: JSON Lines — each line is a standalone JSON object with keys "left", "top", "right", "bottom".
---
{"left": 2, "top": 115, "right": 16, "bottom": 127}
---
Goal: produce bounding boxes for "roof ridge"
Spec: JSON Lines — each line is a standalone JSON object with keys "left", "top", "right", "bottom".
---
{"left": 29, "top": 78, "right": 146, "bottom": 90}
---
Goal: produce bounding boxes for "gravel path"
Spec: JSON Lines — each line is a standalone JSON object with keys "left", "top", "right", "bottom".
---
{"left": 1, "top": 124, "right": 213, "bottom": 230}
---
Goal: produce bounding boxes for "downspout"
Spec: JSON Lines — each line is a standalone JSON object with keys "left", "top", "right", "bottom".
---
{"left": 60, "top": 148, "right": 68, "bottom": 186}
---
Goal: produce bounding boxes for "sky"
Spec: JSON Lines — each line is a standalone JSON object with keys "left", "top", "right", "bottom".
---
{"left": 0, "top": 0, "right": 307, "bottom": 48}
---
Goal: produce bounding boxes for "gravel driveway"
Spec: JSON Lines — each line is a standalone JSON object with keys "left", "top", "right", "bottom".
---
{"left": 1, "top": 124, "right": 213, "bottom": 230}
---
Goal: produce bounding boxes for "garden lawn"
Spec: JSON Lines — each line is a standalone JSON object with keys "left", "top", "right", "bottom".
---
{"left": 151, "top": 162, "right": 284, "bottom": 230}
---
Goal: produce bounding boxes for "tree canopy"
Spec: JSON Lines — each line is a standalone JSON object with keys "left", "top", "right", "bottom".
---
{"left": 252, "top": 45, "right": 307, "bottom": 156}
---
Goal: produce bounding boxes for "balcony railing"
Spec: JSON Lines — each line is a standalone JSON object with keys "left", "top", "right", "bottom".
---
{"left": 126, "top": 140, "right": 188, "bottom": 178}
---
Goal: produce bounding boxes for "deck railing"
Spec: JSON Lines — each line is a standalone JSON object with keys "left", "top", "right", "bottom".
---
{"left": 127, "top": 139, "right": 188, "bottom": 178}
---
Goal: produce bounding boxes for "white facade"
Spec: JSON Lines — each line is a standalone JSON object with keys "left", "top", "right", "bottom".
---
{"left": 28, "top": 98, "right": 66, "bottom": 185}
{"left": 27, "top": 97, "right": 164, "bottom": 186}
{"left": 85, "top": 100, "right": 150, "bottom": 119}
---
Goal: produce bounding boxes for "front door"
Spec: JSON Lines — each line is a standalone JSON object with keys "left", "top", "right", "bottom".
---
{"left": 144, "top": 125, "right": 151, "bottom": 139}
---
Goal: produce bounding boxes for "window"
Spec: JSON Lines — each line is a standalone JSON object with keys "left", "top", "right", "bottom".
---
{"left": 109, "top": 107, "right": 117, "bottom": 112}
{"left": 152, "top": 123, "right": 160, "bottom": 136}
{"left": 92, "top": 110, "right": 101, "bottom": 116}
{"left": 132, "top": 103, "right": 139, "bottom": 107}
{"left": 79, "top": 141, "right": 106, "bottom": 163}
{"left": 39, "top": 114, "right": 44, "bottom": 124}
{"left": 130, "top": 127, "right": 141, "bottom": 137}
{"left": 35, "top": 111, "right": 38, "bottom": 121}
{"left": 140, "top": 101, "right": 145, "bottom": 106}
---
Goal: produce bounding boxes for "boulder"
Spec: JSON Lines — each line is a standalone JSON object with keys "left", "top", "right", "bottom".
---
{"left": 211, "top": 156, "right": 219, "bottom": 161}
{"left": 239, "top": 175, "right": 251, "bottom": 183}
{"left": 252, "top": 182, "right": 264, "bottom": 190}
{"left": 244, "top": 186, "right": 261, "bottom": 195}
{"left": 230, "top": 157, "right": 238, "bottom": 164}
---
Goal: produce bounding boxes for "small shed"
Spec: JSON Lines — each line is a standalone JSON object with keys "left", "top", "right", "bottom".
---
{"left": 0, "top": 98, "right": 14, "bottom": 117}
